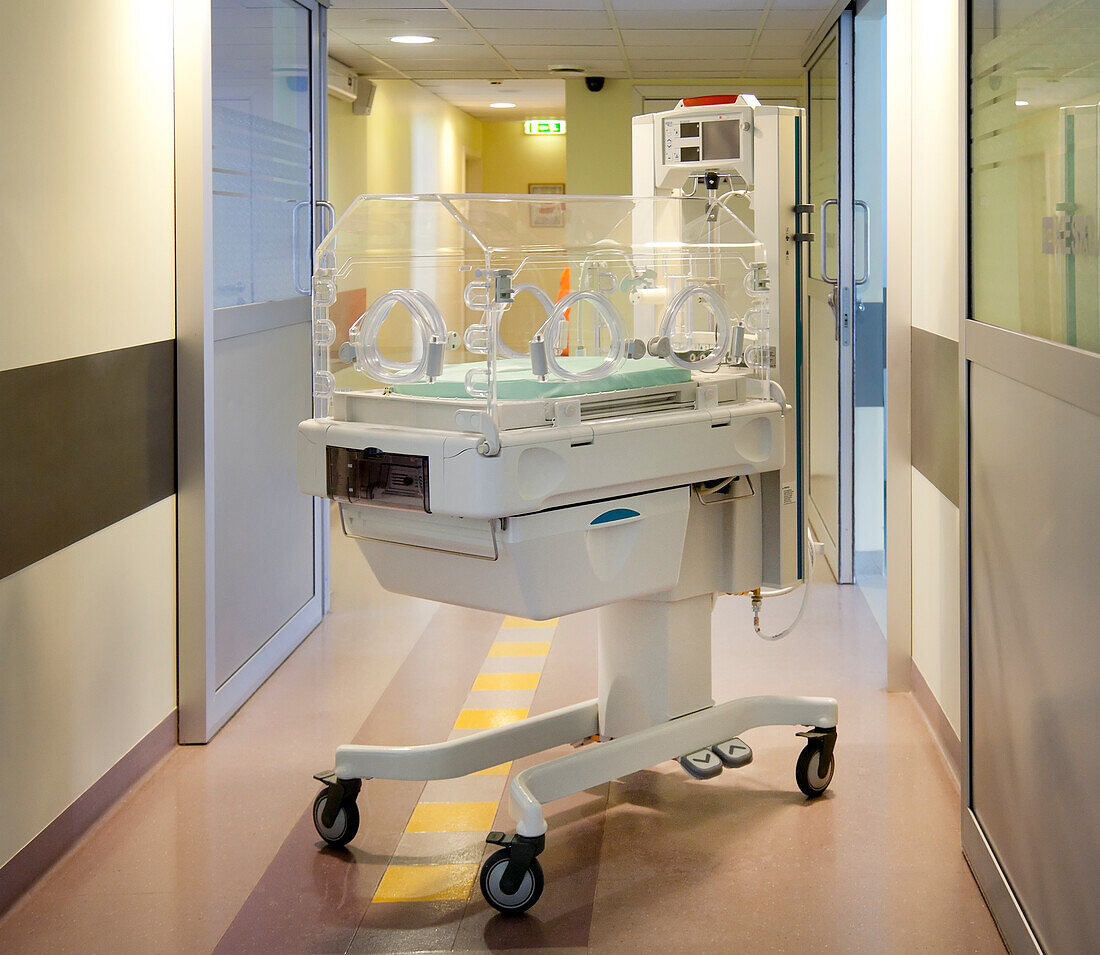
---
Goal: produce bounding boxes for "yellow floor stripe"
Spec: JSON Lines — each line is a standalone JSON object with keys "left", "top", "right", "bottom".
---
{"left": 454, "top": 707, "right": 529, "bottom": 729}
{"left": 372, "top": 617, "right": 557, "bottom": 903}
{"left": 372, "top": 864, "right": 480, "bottom": 903}
{"left": 470, "top": 761, "right": 512, "bottom": 776}
{"left": 472, "top": 672, "right": 540, "bottom": 691}
{"left": 488, "top": 641, "right": 551, "bottom": 658}
{"left": 405, "top": 801, "right": 499, "bottom": 833}
{"left": 502, "top": 615, "right": 558, "bottom": 628}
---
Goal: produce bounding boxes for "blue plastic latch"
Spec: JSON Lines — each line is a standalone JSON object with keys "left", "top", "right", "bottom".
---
{"left": 590, "top": 507, "right": 640, "bottom": 526}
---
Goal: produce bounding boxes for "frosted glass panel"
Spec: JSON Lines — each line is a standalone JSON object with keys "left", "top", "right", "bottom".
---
{"left": 971, "top": 0, "right": 1100, "bottom": 354}
{"left": 212, "top": 0, "right": 311, "bottom": 308}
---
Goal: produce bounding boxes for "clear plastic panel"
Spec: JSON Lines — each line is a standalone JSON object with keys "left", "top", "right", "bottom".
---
{"left": 311, "top": 194, "right": 768, "bottom": 420}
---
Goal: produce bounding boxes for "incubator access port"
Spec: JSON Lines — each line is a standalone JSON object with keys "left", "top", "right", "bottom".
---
{"left": 326, "top": 447, "right": 430, "bottom": 512}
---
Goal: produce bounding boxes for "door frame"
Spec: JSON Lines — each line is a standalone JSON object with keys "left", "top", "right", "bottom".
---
{"left": 176, "top": 0, "right": 328, "bottom": 744}
{"left": 804, "top": 10, "right": 855, "bottom": 584}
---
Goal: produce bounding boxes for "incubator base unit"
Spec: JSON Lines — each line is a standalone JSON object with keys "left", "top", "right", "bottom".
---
{"left": 299, "top": 178, "right": 836, "bottom": 915}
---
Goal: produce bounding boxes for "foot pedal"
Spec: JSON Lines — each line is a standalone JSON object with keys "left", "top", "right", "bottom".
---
{"left": 679, "top": 749, "right": 723, "bottom": 780}
{"left": 711, "top": 738, "right": 753, "bottom": 768}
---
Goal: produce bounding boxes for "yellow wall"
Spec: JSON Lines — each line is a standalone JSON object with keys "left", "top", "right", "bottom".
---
{"left": 481, "top": 121, "right": 566, "bottom": 194}
{"left": 332, "top": 77, "right": 804, "bottom": 203}
{"left": 328, "top": 80, "right": 483, "bottom": 214}
{"left": 565, "top": 78, "right": 637, "bottom": 195}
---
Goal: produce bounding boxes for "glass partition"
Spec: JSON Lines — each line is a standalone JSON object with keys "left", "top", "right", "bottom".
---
{"left": 971, "top": 0, "right": 1100, "bottom": 353}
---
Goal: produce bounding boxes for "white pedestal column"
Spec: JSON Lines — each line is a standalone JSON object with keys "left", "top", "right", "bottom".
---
{"left": 597, "top": 593, "right": 715, "bottom": 738}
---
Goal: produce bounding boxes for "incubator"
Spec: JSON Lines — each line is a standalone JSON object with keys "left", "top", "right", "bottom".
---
{"left": 299, "top": 99, "right": 837, "bottom": 915}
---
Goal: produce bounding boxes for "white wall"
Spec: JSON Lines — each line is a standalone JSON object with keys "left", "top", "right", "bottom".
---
{"left": 886, "top": 0, "right": 965, "bottom": 734}
{"left": 0, "top": 502, "right": 177, "bottom": 867}
{"left": 0, "top": 2, "right": 176, "bottom": 372}
{"left": 0, "top": 0, "right": 177, "bottom": 868}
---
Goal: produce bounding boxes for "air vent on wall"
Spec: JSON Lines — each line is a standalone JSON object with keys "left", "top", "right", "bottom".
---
{"left": 327, "top": 58, "right": 357, "bottom": 102}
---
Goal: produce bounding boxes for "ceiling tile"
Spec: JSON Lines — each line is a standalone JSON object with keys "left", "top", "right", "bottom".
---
{"left": 745, "top": 28, "right": 814, "bottom": 47}
{"left": 327, "top": 0, "right": 446, "bottom": 10}
{"left": 506, "top": 58, "right": 627, "bottom": 71}
{"left": 408, "top": 70, "right": 518, "bottom": 79}
{"left": 462, "top": 10, "right": 612, "bottom": 30}
{"left": 625, "top": 45, "right": 754, "bottom": 58}
{"left": 327, "top": 9, "right": 462, "bottom": 31}
{"left": 610, "top": 0, "right": 757, "bottom": 8}
{"left": 380, "top": 51, "right": 506, "bottom": 65}
{"left": 497, "top": 44, "right": 622, "bottom": 58}
{"left": 476, "top": 28, "right": 618, "bottom": 46}
{"left": 620, "top": 29, "right": 757, "bottom": 45}
{"left": 764, "top": 9, "right": 834, "bottom": 29}
{"left": 613, "top": 11, "right": 763, "bottom": 29}
{"left": 325, "top": 0, "right": 828, "bottom": 88}
{"left": 336, "top": 28, "right": 482, "bottom": 45}
{"left": 449, "top": 0, "right": 605, "bottom": 8}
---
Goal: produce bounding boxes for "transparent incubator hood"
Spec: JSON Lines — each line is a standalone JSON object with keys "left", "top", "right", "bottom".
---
{"left": 310, "top": 193, "right": 771, "bottom": 420}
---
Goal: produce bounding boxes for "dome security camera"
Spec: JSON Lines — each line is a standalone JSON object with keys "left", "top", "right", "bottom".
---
{"left": 585, "top": 76, "right": 605, "bottom": 92}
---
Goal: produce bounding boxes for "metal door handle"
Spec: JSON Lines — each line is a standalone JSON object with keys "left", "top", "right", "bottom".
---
{"left": 854, "top": 199, "right": 870, "bottom": 286}
{"left": 820, "top": 198, "right": 838, "bottom": 284}
{"left": 317, "top": 200, "right": 335, "bottom": 240}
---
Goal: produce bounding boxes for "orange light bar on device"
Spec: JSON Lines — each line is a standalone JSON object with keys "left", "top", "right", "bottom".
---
{"left": 680, "top": 95, "right": 742, "bottom": 108}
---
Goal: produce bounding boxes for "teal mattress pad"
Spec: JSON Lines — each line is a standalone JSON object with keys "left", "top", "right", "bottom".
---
{"left": 390, "top": 356, "right": 691, "bottom": 400}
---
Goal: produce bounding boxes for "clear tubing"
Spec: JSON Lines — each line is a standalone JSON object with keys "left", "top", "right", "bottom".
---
{"left": 537, "top": 289, "right": 625, "bottom": 381}
{"left": 497, "top": 283, "right": 555, "bottom": 359}
{"left": 658, "top": 284, "right": 732, "bottom": 372}
{"left": 752, "top": 529, "right": 819, "bottom": 641}
{"left": 352, "top": 288, "right": 448, "bottom": 384}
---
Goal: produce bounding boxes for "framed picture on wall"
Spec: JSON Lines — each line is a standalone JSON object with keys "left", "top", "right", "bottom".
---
{"left": 529, "top": 183, "right": 565, "bottom": 228}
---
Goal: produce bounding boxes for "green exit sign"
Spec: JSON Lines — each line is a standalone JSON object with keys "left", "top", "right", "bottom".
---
{"left": 524, "top": 120, "right": 565, "bottom": 135}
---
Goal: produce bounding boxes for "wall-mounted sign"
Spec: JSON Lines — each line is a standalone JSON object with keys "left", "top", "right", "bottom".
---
{"left": 524, "top": 120, "right": 566, "bottom": 135}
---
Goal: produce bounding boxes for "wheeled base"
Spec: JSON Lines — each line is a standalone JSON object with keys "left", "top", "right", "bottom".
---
{"left": 312, "top": 693, "right": 838, "bottom": 913}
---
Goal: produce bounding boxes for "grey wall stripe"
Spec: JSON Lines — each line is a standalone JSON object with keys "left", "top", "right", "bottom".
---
{"left": 911, "top": 326, "right": 959, "bottom": 507}
{"left": 0, "top": 340, "right": 176, "bottom": 580}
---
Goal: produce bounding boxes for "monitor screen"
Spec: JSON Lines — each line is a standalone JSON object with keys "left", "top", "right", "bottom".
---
{"left": 701, "top": 120, "right": 741, "bottom": 161}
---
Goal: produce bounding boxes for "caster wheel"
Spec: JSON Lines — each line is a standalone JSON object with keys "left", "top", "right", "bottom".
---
{"left": 795, "top": 743, "right": 835, "bottom": 798}
{"left": 479, "top": 848, "right": 544, "bottom": 915}
{"left": 313, "top": 787, "right": 360, "bottom": 847}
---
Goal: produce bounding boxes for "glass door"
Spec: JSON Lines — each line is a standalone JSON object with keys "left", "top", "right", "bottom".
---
{"left": 806, "top": 7, "right": 880, "bottom": 590}
{"left": 180, "top": 0, "right": 328, "bottom": 741}
{"left": 805, "top": 16, "right": 852, "bottom": 581}
{"left": 853, "top": 0, "right": 887, "bottom": 627}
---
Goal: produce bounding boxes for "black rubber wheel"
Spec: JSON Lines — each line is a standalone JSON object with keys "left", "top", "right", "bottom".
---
{"left": 312, "top": 788, "right": 360, "bottom": 847}
{"left": 795, "top": 744, "right": 835, "bottom": 797}
{"left": 479, "top": 847, "right": 544, "bottom": 915}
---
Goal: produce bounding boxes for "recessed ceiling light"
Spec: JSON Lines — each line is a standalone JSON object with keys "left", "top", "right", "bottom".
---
{"left": 1015, "top": 99, "right": 1029, "bottom": 106}
{"left": 390, "top": 35, "right": 436, "bottom": 44}
{"left": 489, "top": 102, "right": 516, "bottom": 109}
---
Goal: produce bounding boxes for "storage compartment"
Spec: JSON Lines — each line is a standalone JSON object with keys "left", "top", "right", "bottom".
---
{"left": 343, "top": 486, "right": 691, "bottom": 618}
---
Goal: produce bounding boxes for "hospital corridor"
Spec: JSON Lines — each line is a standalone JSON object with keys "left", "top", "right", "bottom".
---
{"left": 1, "top": 1, "right": 1098, "bottom": 954}
{"left": 0, "top": 517, "right": 1002, "bottom": 952}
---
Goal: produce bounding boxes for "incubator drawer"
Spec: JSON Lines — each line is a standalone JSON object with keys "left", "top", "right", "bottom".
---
{"left": 327, "top": 446, "right": 429, "bottom": 512}
{"left": 343, "top": 486, "right": 691, "bottom": 619}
